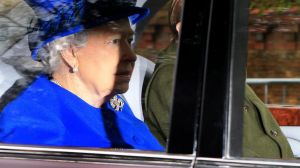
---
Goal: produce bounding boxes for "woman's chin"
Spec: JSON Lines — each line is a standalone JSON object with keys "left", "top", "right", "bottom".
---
{"left": 114, "top": 84, "right": 129, "bottom": 94}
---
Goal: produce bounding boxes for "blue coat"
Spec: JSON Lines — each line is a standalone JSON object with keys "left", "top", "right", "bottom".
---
{"left": 0, "top": 75, "right": 164, "bottom": 151}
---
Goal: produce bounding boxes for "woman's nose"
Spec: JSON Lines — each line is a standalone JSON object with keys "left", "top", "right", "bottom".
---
{"left": 122, "top": 44, "right": 137, "bottom": 62}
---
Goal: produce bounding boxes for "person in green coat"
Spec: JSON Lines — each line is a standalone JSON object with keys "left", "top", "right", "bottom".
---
{"left": 144, "top": 0, "right": 294, "bottom": 159}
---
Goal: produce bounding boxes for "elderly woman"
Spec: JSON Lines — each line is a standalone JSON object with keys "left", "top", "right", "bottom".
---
{"left": 0, "top": 0, "right": 164, "bottom": 151}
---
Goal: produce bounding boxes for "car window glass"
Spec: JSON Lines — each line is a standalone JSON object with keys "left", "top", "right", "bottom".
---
{"left": 0, "top": 0, "right": 180, "bottom": 153}
{"left": 246, "top": 0, "right": 300, "bottom": 159}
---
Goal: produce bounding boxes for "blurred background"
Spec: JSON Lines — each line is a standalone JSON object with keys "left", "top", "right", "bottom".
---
{"left": 135, "top": 0, "right": 300, "bottom": 106}
{"left": 1, "top": 0, "right": 300, "bottom": 123}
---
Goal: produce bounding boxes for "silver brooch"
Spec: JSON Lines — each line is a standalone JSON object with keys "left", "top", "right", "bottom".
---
{"left": 109, "top": 95, "right": 124, "bottom": 111}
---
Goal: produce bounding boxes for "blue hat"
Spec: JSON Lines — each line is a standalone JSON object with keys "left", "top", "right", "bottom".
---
{"left": 25, "top": 0, "right": 150, "bottom": 60}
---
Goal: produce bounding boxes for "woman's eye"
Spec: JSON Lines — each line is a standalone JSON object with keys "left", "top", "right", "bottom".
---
{"left": 105, "top": 39, "right": 121, "bottom": 45}
{"left": 111, "top": 39, "right": 120, "bottom": 44}
{"left": 105, "top": 37, "right": 133, "bottom": 45}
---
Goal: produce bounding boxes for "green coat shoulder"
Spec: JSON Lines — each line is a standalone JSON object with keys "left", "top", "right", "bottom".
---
{"left": 243, "top": 84, "right": 294, "bottom": 159}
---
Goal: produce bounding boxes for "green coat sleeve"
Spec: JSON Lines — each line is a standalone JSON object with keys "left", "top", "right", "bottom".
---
{"left": 144, "top": 63, "right": 175, "bottom": 146}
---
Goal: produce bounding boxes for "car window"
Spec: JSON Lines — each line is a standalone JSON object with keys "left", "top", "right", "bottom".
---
{"left": 1, "top": 0, "right": 300, "bottom": 167}
{"left": 170, "top": 0, "right": 300, "bottom": 163}
{"left": 247, "top": 0, "right": 300, "bottom": 158}
{"left": 0, "top": 0, "right": 200, "bottom": 160}
{"left": 0, "top": 0, "right": 183, "bottom": 153}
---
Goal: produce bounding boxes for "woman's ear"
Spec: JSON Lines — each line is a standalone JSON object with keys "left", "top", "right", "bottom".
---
{"left": 60, "top": 47, "right": 79, "bottom": 73}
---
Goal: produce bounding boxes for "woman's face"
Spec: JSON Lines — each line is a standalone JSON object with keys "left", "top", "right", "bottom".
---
{"left": 75, "top": 19, "right": 136, "bottom": 95}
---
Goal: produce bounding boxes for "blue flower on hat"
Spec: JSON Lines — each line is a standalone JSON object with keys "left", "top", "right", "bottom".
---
{"left": 24, "top": 0, "right": 149, "bottom": 60}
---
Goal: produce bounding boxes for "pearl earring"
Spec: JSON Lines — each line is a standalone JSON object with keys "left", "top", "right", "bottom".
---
{"left": 72, "top": 65, "right": 78, "bottom": 73}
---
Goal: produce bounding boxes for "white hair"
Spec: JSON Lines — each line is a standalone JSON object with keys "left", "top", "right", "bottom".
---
{"left": 39, "top": 31, "right": 87, "bottom": 74}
